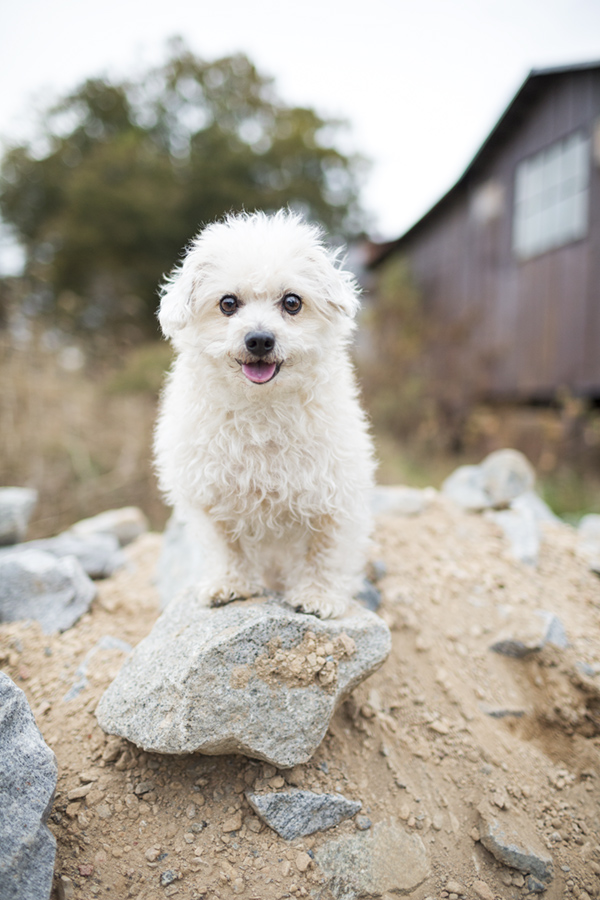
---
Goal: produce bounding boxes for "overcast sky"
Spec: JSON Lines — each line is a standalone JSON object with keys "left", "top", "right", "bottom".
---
{"left": 1, "top": 0, "right": 599, "bottom": 272}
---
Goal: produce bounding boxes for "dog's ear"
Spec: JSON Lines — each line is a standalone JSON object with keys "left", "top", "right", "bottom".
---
{"left": 325, "top": 267, "right": 361, "bottom": 320}
{"left": 157, "top": 259, "right": 198, "bottom": 338}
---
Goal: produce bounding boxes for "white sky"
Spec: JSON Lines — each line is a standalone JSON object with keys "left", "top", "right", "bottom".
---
{"left": 0, "top": 0, "right": 599, "bottom": 273}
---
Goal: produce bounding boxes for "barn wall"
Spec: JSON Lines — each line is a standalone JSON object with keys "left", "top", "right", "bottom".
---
{"left": 399, "top": 69, "right": 600, "bottom": 400}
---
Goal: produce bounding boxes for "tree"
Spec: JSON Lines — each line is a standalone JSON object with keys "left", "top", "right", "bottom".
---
{"left": 0, "top": 41, "right": 367, "bottom": 337}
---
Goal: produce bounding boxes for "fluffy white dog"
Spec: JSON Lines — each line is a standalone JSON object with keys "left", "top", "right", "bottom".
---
{"left": 154, "top": 210, "right": 375, "bottom": 618}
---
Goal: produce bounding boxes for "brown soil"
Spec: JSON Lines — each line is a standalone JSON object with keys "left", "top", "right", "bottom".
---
{"left": 2, "top": 496, "right": 600, "bottom": 900}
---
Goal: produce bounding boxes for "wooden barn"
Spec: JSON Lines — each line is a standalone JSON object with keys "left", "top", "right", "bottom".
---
{"left": 370, "top": 61, "right": 600, "bottom": 402}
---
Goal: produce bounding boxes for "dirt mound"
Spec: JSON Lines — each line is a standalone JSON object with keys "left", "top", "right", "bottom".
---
{"left": 1, "top": 494, "right": 600, "bottom": 899}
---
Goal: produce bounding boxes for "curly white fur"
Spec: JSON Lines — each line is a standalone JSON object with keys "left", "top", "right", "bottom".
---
{"left": 154, "top": 210, "right": 375, "bottom": 618}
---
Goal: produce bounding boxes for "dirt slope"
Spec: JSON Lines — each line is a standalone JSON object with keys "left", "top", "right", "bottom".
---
{"left": 1, "top": 494, "right": 600, "bottom": 900}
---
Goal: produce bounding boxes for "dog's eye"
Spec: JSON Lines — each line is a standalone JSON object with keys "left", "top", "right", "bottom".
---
{"left": 282, "top": 293, "right": 302, "bottom": 315}
{"left": 219, "top": 295, "right": 238, "bottom": 316}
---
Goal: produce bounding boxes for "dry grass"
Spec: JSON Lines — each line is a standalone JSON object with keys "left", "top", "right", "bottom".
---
{"left": 0, "top": 332, "right": 170, "bottom": 539}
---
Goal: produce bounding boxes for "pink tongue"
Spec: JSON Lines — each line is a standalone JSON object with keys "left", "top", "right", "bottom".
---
{"left": 242, "top": 361, "right": 277, "bottom": 383}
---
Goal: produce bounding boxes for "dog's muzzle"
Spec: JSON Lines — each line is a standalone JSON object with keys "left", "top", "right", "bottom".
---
{"left": 240, "top": 331, "right": 280, "bottom": 384}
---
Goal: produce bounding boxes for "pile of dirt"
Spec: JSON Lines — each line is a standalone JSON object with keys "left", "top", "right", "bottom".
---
{"left": 1, "top": 494, "right": 600, "bottom": 900}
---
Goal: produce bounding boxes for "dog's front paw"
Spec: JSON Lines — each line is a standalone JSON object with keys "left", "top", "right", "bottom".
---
{"left": 286, "top": 588, "right": 349, "bottom": 620}
{"left": 206, "top": 582, "right": 263, "bottom": 607}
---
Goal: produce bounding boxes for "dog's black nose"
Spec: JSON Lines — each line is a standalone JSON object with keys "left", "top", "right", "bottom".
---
{"left": 245, "top": 331, "right": 276, "bottom": 357}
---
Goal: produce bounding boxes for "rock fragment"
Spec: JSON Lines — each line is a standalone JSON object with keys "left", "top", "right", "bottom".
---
{"left": 0, "top": 487, "right": 38, "bottom": 545}
{"left": 488, "top": 506, "right": 540, "bottom": 566}
{"left": 0, "top": 672, "right": 57, "bottom": 900}
{"left": 68, "top": 506, "right": 148, "bottom": 546}
{"left": 246, "top": 789, "right": 361, "bottom": 840}
{"left": 479, "top": 449, "right": 535, "bottom": 507}
{"left": 577, "top": 514, "right": 600, "bottom": 574}
{"left": 315, "top": 819, "right": 429, "bottom": 899}
{"left": 477, "top": 801, "right": 553, "bottom": 884}
{"left": 370, "top": 485, "right": 433, "bottom": 517}
{"left": 0, "top": 532, "right": 124, "bottom": 578}
{"left": 441, "top": 465, "right": 489, "bottom": 511}
{"left": 490, "top": 610, "right": 568, "bottom": 658}
{"left": 0, "top": 549, "right": 96, "bottom": 632}
{"left": 96, "top": 595, "right": 391, "bottom": 768}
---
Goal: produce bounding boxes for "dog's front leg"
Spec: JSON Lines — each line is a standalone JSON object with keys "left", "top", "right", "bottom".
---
{"left": 189, "top": 514, "right": 264, "bottom": 607}
{"left": 284, "top": 515, "right": 363, "bottom": 619}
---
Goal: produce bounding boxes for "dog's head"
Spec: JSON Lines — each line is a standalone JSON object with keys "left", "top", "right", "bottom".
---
{"left": 158, "top": 210, "right": 360, "bottom": 388}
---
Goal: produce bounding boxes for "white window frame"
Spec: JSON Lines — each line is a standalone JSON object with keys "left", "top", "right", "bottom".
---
{"left": 513, "top": 130, "right": 590, "bottom": 260}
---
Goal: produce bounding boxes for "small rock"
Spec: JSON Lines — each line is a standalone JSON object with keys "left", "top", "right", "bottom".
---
{"left": 446, "top": 880, "right": 465, "bottom": 895}
{"left": 480, "top": 449, "right": 535, "bottom": 507}
{"left": 441, "top": 465, "right": 489, "bottom": 511}
{"left": 78, "top": 863, "right": 94, "bottom": 877}
{"left": 246, "top": 790, "right": 361, "bottom": 840}
{"left": 96, "top": 596, "right": 391, "bottom": 768}
{"left": 355, "top": 815, "right": 372, "bottom": 831}
{"left": 69, "top": 506, "right": 148, "bottom": 547}
{"left": 57, "top": 875, "right": 75, "bottom": 900}
{"left": 134, "top": 781, "right": 155, "bottom": 796}
{"left": 67, "top": 783, "right": 94, "bottom": 801}
{"left": 510, "top": 491, "right": 560, "bottom": 523}
{"left": 488, "top": 506, "right": 540, "bottom": 566}
{"left": 0, "top": 532, "right": 124, "bottom": 579}
{"left": 155, "top": 513, "right": 208, "bottom": 609}
{"left": 0, "top": 673, "right": 57, "bottom": 900}
{"left": 477, "top": 800, "right": 553, "bottom": 884}
{"left": 316, "top": 820, "right": 429, "bottom": 899}
{"left": 577, "top": 514, "right": 600, "bottom": 573}
{"left": 0, "top": 487, "right": 37, "bottom": 545}
{"left": 160, "top": 869, "right": 178, "bottom": 886}
{"left": 490, "top": 610, "right": 568, "bottom": 658}
{"left": 0, "top": 550, "right": 96, "bottom": 632}
{"left": 370, "top": 485, "right": 431, "bottom": 517}
{"left": 295, "top": 851, "right": 312, "bottom": 872}
{"left": 145, "top": 847, "right": 161, "bottom": 862}
{"left": 222, "top": 811, "right": 243, "bottom": 833}
{"left": 472, "top": 880, "right": 495, "bottom": 900}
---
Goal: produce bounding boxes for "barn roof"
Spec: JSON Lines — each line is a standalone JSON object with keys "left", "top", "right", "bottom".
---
{"left": 370, "top": 60, "right": 600, "bottom": 267}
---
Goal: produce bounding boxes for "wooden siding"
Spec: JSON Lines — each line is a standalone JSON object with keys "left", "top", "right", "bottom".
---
{"left": 397, "top": 69, "right": 600, "bottom": 400}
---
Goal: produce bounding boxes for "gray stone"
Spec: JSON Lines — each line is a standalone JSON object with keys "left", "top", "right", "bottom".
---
{"left": 68, "top": 506, "right": 149, "bottom": 547}
{"left": 246, "top": 789, "right": 361, "bottom": 839}
{"left": 63, "top": 635, "right": 132, "bottom": 702}
{"left": 0, "top": 487, "right": 37, "bottom": 545}
{"left": 96, "top": 595, "right": 391, "bottom": 768}
{"left": 441, "top": 465, "right": 489, "bottom": 511}
{"left": 490, "top": 610, "right": 568, "bottom": 658}
{"left": 315, "top": 819, "right": 430, "bottom": 899}
{"left": 510, "top": 490, "right": 560, "bottom": 524}
{"left": 370, "top": 485, "right": 432, "bottom": 517}
{"left": 0, "top": 672, "right": 57, "bottom": 900}
{"left": 479, "top": 449, "right": 535, "bottom": 507}
{"left": 0, "top": 549, "right": 97, "bottom": 633}
{"left": 577, "top": 514, "right": 600, "bottom": 574}
{"left": 488, "top": 506, "right": 541, "bottom": 566}
{"left": 156, "top": 513, "right": 207, "bottom": 609}
{"left": 0, "top": 532, "right": 125, "bottom": 579}
{"left": 356, "top": 579, "right": 381, "bottom": 611}
{"left": 477, "top": 801, "right": 554, "bottom": 884}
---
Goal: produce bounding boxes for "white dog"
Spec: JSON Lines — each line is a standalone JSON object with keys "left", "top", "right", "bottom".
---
{"left": 154, "top": 210, "right": 375, "bottom": 618}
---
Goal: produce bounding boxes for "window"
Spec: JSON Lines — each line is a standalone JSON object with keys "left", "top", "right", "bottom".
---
{"left": 513, "top": 131, "right": 589, "bottom": 259}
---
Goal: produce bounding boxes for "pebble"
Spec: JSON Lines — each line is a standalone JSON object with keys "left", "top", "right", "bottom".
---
{"left": 446, "top": 881, "right": 465, "bottom": 896}
{"left": 67, "top": 783, "right": 94, "bottom": 800}
{"left": 145, "top": 847, "right": 161, "bottom": 861}
{"left": 57, "top": 875, "right": 75, "bottom": 900}
{"left": 295, "top": 851, "right": 312, "bottom": 872}
{"left": 160, "top": 870, "right": 178, "bottom": 886}
{"left": 355, "top": 815, "right": 372, "bottom": 831}
{"left": 472, "top": 881, "right": 494, "bottom": 900}
{"left": 222, "top": 811, "right": 243, "bottom": 833}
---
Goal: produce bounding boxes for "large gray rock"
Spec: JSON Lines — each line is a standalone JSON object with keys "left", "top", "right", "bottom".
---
{"left": 96, "top": 595, "right": 391, "bottom": 768}
{"left": 68, "top": 506, "right": 148, "bottom": 547}
{"left": 315, "top": 820, "right": 430, "bottom": 899}
{"left": 246, "top": 790, "right": 361, "bottom": 839}
{"left": 0, "top": 532, "right": 124, "bottom": 579}
{"left": 0, "top": 487, "right": 37, "bottom": 545}
{"left": 0, "top": 672, "right": 57, "bottom": 900}
{"left": 477, "top": 801, "right": 554, "bottom": 884}
{"left": 0, "top": 549, "right": 97, "bottom": 632}
{"left": 441, "top": 464, "right": 489, "bottom": 511}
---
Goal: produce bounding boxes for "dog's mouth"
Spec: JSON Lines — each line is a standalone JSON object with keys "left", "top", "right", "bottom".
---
{"left": 239, "top": 360, "right": 281, "bottom": 384}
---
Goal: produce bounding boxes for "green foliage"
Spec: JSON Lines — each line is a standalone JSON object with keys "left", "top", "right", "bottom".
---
{"left": 0, "top": 40, "right": 366, "bottom": 337}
